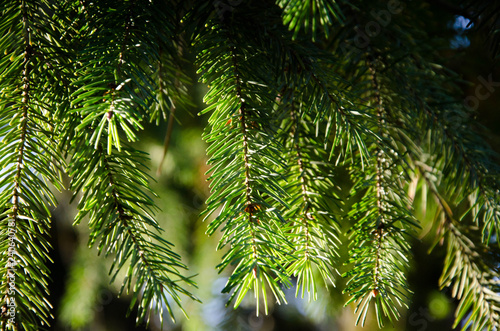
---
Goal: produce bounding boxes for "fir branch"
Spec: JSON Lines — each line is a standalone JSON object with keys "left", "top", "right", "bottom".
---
{"left": 277, "top": 0, "right": 345, "bottom": 41}
{"left": 412, "top": 156, "right": 500, "bottom": 331}
{"left": 416, "top": 95, "right": 500, "bottom": 243}
{"left": 1, "top": 1, "right": 500, "bottom": 329}
{"left": 384, "top": 52, "right": 500, "bottom": 244}
{"left": 63, "top": 2, "right": 198, "bottom": 325}
{"left": 69, "top": 141, "right": 198, "bottom": 325}
{"left": 337, "top": 19, "right": 500, "bottom": 326}
{"left": 344, "top": 148, "right": 414, "bottom": 327}
{"left": 441, "top": 223, "right": 500, "bottom": 331}
{"left": 276, "top": 87, "right": 342, "bottom": 301}
{"left": 71, "top": 0, "right": 171, "bottom": 153}
{"left": 292, "top": 51, "right": 374, "bottom": 164}
{"left": 343, "top": 63, "right": 416, "bottom": 327}
{"left": 198, "top": 14, "right": 292, "bottom": 313}
{"left": 0, "top": 0, "right": 71, "bottom": 329}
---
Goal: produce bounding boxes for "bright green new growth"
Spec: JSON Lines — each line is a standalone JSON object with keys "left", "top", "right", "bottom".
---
{"left": 1, "top": 0, "right": 499, "bottom": 330}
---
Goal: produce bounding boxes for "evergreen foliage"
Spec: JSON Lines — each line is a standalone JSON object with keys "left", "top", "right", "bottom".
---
{"left": 0, "top": 0, "right": 499, "bottom": 330}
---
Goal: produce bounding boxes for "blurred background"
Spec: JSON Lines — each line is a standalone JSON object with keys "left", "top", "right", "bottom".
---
{"left": 47, "top": 3, "right": 500, "bottom": 331}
